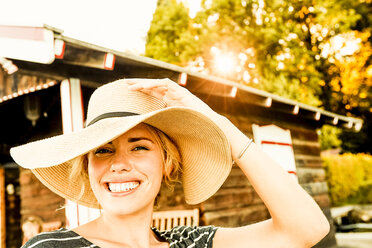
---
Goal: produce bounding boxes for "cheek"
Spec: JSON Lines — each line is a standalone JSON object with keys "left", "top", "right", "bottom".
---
{"left": 148, "top": 154, "right": 164, "bottom": 181}
{"left": 136, "top": 151, "right": 164, "bottom": 182}
{"left": 87, "top": 159, "right": 105, "bottom": 182}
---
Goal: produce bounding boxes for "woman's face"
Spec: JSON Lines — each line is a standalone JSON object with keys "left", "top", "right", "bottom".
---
{"left": 87, "top": 123, "right": 164, "bottom": 216}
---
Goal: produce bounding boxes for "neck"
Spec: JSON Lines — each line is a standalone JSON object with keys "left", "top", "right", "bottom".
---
{"left": 77, "top": 204, "right": 164, "bottom": 248}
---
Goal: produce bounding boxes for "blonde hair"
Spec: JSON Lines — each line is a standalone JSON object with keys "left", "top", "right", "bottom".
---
{"left": 69, "top": 124, "right": 182, "bottom": 201}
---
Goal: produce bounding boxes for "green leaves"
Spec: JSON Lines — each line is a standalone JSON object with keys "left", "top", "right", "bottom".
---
{"left": 323, "top": 154, "right": 372, "bottom": 206}
{"left": 145, "top": 0, "right": 371, "bottom": 153}
{"left": 145, "top": 0, "right": 194, "bottom": 64}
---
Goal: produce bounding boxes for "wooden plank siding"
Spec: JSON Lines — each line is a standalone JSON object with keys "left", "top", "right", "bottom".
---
{"left": 19, "top": 168, "right": 66, "bottom": 229}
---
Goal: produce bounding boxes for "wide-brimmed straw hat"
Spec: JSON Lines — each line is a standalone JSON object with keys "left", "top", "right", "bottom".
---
{"left": 10, "top": 79, "right": 232, "bottom": 208}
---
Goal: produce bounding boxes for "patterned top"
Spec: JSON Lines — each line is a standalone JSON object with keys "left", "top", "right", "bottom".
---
{"left": 22, "top": 226, "right": 218, "bottom": 248}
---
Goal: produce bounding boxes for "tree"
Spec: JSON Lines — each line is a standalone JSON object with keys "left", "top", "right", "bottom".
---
{"left": 319, "top": 125, "right": 342, "bottom": 151}
{"left": 145, "top": 0, "right": 371, "bottom": 153}
{"left": 146, "top": 0, "right": 325, "bottom": 105}
{"left": 145, "top": 0, "right": 198, "bottom": 65}
{"left": 312, "top": 0, "right": 371, "bottom": 153}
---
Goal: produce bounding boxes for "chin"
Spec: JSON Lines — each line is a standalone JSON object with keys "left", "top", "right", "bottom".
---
{"left": 99, "top": 195, "right": 156, "bottom": 216}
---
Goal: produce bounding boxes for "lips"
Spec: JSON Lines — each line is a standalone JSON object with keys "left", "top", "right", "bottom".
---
{"left": 107, "top": 181, "right": 140, "bottom": 192}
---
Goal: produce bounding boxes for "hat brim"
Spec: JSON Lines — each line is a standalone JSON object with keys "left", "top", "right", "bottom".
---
{"left": 11, "top": 107, "right": 232, "bottom": 207}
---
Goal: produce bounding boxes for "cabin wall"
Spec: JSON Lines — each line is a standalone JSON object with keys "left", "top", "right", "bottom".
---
{"left": 19, "top": 168, "right": 66, "bottom": 227}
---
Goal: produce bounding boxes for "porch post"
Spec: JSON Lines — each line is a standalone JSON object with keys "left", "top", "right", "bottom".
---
{"left": 60, "top": 78, "right": 100, "bottom": 228}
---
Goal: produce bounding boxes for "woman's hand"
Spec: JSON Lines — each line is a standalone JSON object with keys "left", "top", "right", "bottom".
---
{"left": 126, "top": 78, "right": 235, "bottom": 140}
{"left": 126, "top": 78, "right": 214, "bottom": 114}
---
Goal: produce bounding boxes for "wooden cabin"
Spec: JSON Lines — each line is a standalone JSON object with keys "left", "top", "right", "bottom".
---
{"left": 0, "top": 25, "right": 363, "bottom": 248}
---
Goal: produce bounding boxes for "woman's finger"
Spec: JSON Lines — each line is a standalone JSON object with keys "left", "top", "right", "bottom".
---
{"left": 126, "top": 80, "right": 169, "bottom": 98}
{"left": 126, "top": 78, "right": 172, "bottom": 90}
{"left": 126, "top": 79, "right": 188, "bottom": 105}
{"left": 126, "top": 78, "right": 211, "bottom": 110}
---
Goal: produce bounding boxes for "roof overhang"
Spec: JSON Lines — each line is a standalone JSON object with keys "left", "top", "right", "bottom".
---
{"left": 0, "top": 25, "right": 363, "bottom": 131}
{"left": 0, "top": 25, "right": 56, "bottom": 64}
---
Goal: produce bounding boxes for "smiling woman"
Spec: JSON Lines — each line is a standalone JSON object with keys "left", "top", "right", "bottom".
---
{"left": 86, "top": 124, "right": 165, "bottom": 218}
{"left": 69, "top": 123, "right": 181, "bottom": 205}
{"left": 11, "top": 78, "right": 330, "bottom": 248}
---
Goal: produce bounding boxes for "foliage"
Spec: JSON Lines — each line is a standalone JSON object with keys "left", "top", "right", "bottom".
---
{"left": 319, "top": 125, "right": 342, "bottom": 151}
{"left": 145, "top": 0, "right": 197, "bottom": 64}
{"left": 323, "top": 153, "right": 372, "bottom": 206}
{"left": 146, "top": 0, "right": 372, "bottom": 153}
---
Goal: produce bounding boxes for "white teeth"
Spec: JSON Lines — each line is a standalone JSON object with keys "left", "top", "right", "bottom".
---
{"left": 108, "top": 182, "right": 139, "bottom": 192}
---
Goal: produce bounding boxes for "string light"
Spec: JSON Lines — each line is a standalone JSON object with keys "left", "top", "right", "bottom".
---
{"left": 265, "top": 97, "right": 272, "bottom": 107}
{"left": 178, "top": 72, "right": 187, "bottom": 86}
{"left": 293, "top": 105, "right": 299, "bottom": 115}
{"left": 333, "top": 117, "right": 339, "bottom": 125}
{"left": 315, "top": 112, "right": 321, "bottom": 120}
{"left": 230, "top": 87, "right": 237, "bottom": 98}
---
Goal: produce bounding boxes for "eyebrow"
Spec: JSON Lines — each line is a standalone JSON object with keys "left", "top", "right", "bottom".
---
{"left": 128, "top": 137, "right": 154, "bottom": 143}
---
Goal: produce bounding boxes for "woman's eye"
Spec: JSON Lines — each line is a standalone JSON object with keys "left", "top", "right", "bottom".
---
{"left": 94, "top": 148, "right": 113, "bottom": 155}
{"left": 132, "top": 146, "right": 149, "bottom": 151}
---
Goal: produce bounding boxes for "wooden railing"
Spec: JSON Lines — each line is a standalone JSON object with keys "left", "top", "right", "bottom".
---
{"left": 152, "top": 209, "right": 199, "bottom": 231}
{"left": 40, "top": 208, "right": 200, "bottom": 233}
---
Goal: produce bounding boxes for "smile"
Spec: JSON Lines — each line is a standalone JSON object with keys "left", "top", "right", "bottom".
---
{"left": 107, "top": 182, "right": 140, "bottom": 193}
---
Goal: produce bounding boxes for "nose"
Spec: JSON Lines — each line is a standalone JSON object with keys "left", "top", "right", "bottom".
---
{"left": 110, "top": 156, "right": 133, "bottom": 173}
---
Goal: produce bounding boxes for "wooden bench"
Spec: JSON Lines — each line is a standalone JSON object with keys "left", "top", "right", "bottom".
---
{"left": 152, "top": 209, "right": 199, "bottom": 231}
